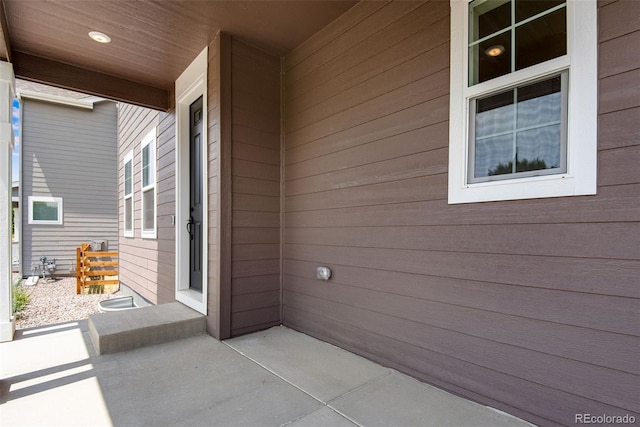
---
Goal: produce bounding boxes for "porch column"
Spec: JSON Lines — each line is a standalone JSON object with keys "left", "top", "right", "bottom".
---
{"left": 0, "top": 60, "right": 15, "bottom": 342}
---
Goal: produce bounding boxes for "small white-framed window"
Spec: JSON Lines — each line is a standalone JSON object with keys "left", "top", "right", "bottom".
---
{"left": 28, "top": 196, "right": 63, "bottom": 225}
{"left": 140, "top": 128, "right": 157, "bottom": 239}
{"left": 123, "top": 150, "right": 134, "bottom": 237}
{"left": 448, "top": 0, "right": 597, "bottom": 204}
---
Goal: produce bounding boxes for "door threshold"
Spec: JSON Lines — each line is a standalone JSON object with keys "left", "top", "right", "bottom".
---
{"left": 176, "top": 288, "right": 206, "bottom": 315}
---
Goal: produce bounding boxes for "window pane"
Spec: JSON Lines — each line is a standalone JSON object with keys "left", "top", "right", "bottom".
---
{"left": 33, "top": 201, "right": 58, "bottom": 221}
{"left": 469, "top": 0, "right": 511, "bottom": 42}
{"left": 125, "top": 198, "right": 132, "bottom": 231}
{"left": 515, "top": 7, "right": 566, "bottom": 71}
{"left": 124, "top": 160, "right": 132, "bottom": 195}
{"left": 516, "top": 124, "right": 562, "bottom": 172}
{"left": 470, "top": 32, "right": 511, "bottom": 85}
{"left": 475, "top": 134, "right": 514, "bottom": 178}
{"left": 143, "top": 190, "right": 154, "bottom": 231}
{"left": 142, "top": 145, "right": 150, "bottom": 187}
{"left": 471, "top": 74, "right": 565, "bottom": 181}
{"left": 475, "top": 89, "right": 514, "bottom": 138}
{"left": 515, "top": 0, "right": 564, "bottom": 23}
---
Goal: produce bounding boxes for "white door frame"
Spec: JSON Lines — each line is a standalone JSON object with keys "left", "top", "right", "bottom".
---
{"left": 175, "top": 47, "right": 208, "bottom": 315}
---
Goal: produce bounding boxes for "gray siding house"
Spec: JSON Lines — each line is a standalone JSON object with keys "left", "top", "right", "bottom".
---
{"left": 20, "top": 87, "right": 118, "bottom": 276}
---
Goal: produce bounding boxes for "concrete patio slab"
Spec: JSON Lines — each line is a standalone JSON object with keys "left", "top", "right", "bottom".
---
{"left": 0, "top": 322, "right": 111, "bottom": 426}
{"left": 285, "top": 406, "right": 358, "bottom": 427}
{"left": 1, "top": 320, "right": 534, "bottom": 427}
{"left": 96, "top": 335, "right": 321, "bottom": 426}
{"left": 226, "top": 325, "right": 390, "bottom": 403}
{"left": 330, "top": 370, "right": 530, "bottom": 427}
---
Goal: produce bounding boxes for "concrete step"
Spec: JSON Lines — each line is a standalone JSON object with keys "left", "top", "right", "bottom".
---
{"left": 88, "top": 302, "right": 206, "bottom": 354}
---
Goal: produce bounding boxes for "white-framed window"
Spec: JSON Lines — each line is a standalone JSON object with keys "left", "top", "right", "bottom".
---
{"left": 448, "top": 0, "right": 597, "bottom": 204}
{"left": 28, "top": 196, "right": 63, "bottom": 225}
{"left": 123, "top": 150, "right": 134, "bottom": 237}
{"left": 140, "top": 128, "right": 157, "bottom": 239}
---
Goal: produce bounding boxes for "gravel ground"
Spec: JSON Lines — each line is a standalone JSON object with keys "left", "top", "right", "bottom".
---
{"left": 15, "top": 277, "right": 121, "bottom": 329}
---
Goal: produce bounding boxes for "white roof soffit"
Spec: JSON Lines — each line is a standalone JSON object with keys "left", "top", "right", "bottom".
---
{"left": 18, "top": 90, "right": 100, "bottom": 110}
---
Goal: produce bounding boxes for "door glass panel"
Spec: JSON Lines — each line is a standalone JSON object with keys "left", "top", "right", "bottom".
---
{"left": 194, "top": 134, "right": 201, "bottom": 206}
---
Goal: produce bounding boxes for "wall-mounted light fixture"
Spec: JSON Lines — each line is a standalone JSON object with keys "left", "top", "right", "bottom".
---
{"left": 316, "top": 266, "right": 332, "bottom": 281}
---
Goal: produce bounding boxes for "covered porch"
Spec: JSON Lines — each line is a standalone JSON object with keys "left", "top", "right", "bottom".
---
{"left": 0, "top": 322, "right": 530, "bottom": 426}
{"left": 0, "top": 1, "right": 637, "bottom": 426}
{"left": 0, "top": 0, "right": 358, "bottom": 342}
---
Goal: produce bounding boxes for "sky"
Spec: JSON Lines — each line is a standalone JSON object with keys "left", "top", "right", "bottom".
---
{"left": 11, "top": 98, "right": 19, "bottom": 183}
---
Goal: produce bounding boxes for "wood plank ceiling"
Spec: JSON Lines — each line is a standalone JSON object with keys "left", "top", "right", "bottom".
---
{"left": 1, "top": 0, "right": 356, "bottom": 110}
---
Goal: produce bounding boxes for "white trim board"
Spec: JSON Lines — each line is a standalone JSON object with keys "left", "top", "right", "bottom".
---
{"left": 175, "top": 46, "right": 208, "bottom": 315}
{"left": 18, "top": 90, "right": 102, "bottom": 110}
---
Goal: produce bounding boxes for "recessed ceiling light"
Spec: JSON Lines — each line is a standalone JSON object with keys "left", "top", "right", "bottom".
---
{"left": 485, "top": 44, "right": 505, "bottom": 57}
{"left": 88, "top": 31, "right": 111, "bottom": 44}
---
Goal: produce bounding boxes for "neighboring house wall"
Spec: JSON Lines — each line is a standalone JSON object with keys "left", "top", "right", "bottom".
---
{"left": 281, "top": 2, "right": 638, "bottom": 426}
{"left": 230, "top": 39, "right": 281, "bottom": 336}
{"left": 117, "top": 102, "right": 175, "bottom": 304}
{"left": 21, "top": 99, "right": 118, "bottom": 276}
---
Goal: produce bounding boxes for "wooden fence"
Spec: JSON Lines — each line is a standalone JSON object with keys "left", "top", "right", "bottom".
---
{"left": 76, "top": 243, "right": 119, "bottom": 294}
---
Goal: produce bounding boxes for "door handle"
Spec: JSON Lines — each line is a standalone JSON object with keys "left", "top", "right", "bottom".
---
{"left": 187, "top": 217, "right": 194, "bottom": 240}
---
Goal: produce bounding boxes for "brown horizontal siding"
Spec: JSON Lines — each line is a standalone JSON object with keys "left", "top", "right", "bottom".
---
{"left": 286, "top": 174, "right": 449, "bottom": 211}
{"left": 286, "top": 121, "right": 448, "bottom": 180}
{"left": 285, "top": 224, "right": 640, "bottom": 260}
{"left": 598, "top": 0, "right": 640, "bottom": 41}
{"left": 207, "top": 35, "right": 223, "bottom": 338}
{"left": 286, "top": 68, "right": 449, "bottom": 148}
{"left": 284, "top": 1, "right": 386, "bottom": 72}
{"left": 282, "top": 2, "right": 640, "bottom": 426}
{"left": 285, "top": 184, "right": 640, "bottom": 226}
{"left": 232, "top": 275, "right": 280, "bottom": 296}
{"left": 118, "top": 101, "right": 176, "bottom": 305}
{"left": 155, "top": 92, "right": 177, "bottom": 304}
{"left": 286, "top": 5, "right": 448, "bottom": 115}
{"left": 286, "top": 94, "right": 449, "bottom": 165}
{"left": 285, "top": 241, "right": 637, "bottom": 305}
{"left": 284, "top": 306, "right": 630, "bottom": 427}
{"left": 229, "top": 38, "right": 281, "bottom": 336}
{"left": 285, "top": 1, "right": 423, "bottom": 86}
{"left": 598, "top": 107, "right": 640, "bottom": 151}
{"left": 284, "top": 259, "right": 637, "bottom": 338}
{"left": 286, "top": 42, "right": 449, "bottom": 137}
{"left": 283, "top": 286, "right": 636, "bottom": 410}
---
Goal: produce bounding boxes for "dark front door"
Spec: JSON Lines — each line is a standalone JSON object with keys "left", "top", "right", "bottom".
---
{"left": 188, "top": 96, "right": 204, "bottom": 292}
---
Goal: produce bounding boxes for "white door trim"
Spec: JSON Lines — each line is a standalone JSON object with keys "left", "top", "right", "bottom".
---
{"left": 175, "top": 47, "right": 208, "bottom": 315}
